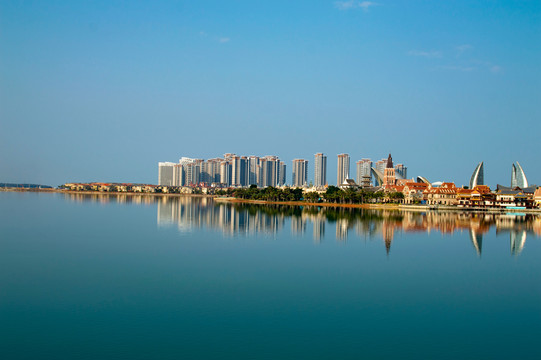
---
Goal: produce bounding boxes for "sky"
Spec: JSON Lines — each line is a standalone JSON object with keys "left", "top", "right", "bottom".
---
{"left": 1, "top": 0, "right": 540, "bottom": 187}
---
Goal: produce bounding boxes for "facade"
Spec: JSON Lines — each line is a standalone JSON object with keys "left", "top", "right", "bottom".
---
{"left": 383, "top": 154, "right": 396, "bottom": 187}
{"left": 279, "top": 162, "right": 287, "bottom": 186}
{"left": 173, "top": 164, "right": 185, "bottom": 186}
{"left": 356, "top": 158, "right": 372, "bottom": 186}
{"left": 248, "top": 156, "right": 260, "bottom": 186}
{"left": 425, "top": 182, "right": 458, "bottom": 206}
{"left": 231, "top": 155, "right": 248, "bottom": 187}
{"left": 158, "top": 162, "right": 176, "bottom": 186}
{"left": 292, "top": 159, "right": 308, "bottom": 187}
{"left": 337, "top": 154, "right": 350, "bottom": 186}
{"left": 314, "top": 153, "right": 327, "bottom": 187}
{"left": 469, "top": 162, "right": 484, "bottom": 188}
{"left": 184, "top": 162, "right": 201, "bottom": 186}
{"left": 457, "top": 185, "right": 492, "bottom": 208}
{"left": 260, "top": 155, "right": 282, "bottom": 187}
{"left": 534, "top": 188, "right": 541, "bottom": 208}
{"left": 511, "top": 162, "right": 529, "bottom": 188}
{"left": 401, "top": 182, "right": 428, "bottom": 204}
{"left": 220, "top": 161, "right": 232, "bottom": 186}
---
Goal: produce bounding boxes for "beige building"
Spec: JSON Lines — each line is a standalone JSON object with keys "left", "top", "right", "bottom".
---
{"left": 424, "top": 183, "right": 458, "bottom": 206}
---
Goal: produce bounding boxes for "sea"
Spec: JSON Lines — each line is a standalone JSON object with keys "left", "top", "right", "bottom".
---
{"left": 1, "top": 192, "right": 540, "bottom": 359}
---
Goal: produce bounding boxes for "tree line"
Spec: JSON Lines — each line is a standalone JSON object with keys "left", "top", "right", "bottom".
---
{"left": 216, "top": 185, "right": 404, "bottom": 204}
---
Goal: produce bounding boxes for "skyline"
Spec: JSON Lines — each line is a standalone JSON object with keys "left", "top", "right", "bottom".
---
{"left": 1, "top": 1, "right": 540, "bottom": 186}
{"left": 157, "top": 151, "right": 536, "bottom": 189}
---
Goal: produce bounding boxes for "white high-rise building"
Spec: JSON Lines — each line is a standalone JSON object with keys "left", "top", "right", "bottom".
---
{"left": 356, "top": 158, "right": 372, "bottom": 185}
{"left": 220, "top": 161, "right": 232, "bottom": 186}
{"left": 314, "top": 153, "right": 327, "bottom": 187}
{"left": 158, "top": 162, "right": 176, "bottom": 186}
{"left": 231, "top": 156, "right": 248, "bottom": 186}
{"left": 260, "top": 155, "right": 283, "bottom": 187}
{"left": 337, "top": 154, "right": 350, "bottom": 185}
{"left": 248, "top": 156, "right": 260, "bottom": 186}
{"left": 292, "top": 159, "right": 308, "bottom": 187}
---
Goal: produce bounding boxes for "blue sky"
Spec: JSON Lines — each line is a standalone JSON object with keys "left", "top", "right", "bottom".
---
{"left": 1, "top": 0, "right": 540, "bottom": 186}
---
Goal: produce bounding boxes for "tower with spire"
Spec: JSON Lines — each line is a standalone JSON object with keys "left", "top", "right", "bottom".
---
{"left": 383, "top": 153, "right": 396, "bottom": 187}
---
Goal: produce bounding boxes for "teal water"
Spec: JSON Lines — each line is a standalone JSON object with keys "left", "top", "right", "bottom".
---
{"left": 1, "top": 192, "right": 540, "bottom": 359}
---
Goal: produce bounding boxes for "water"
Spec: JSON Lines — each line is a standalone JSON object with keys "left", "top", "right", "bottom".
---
{"left": 1, "top": 192, "right": 540, "bottom": 359}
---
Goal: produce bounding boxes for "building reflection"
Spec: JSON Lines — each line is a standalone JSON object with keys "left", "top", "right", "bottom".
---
{"left": 62, "top": 194, "right": 541, "bottom": 256}
{"left": 156, "top": 196, "right": 285, "bottom": 236}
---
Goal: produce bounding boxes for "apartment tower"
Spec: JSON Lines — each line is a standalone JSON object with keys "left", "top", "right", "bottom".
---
{"left": 314, "top": 153, "right": 327, "bottom": 187}
{"left": 337, "top": 154, "right": 350, "bottom": 186}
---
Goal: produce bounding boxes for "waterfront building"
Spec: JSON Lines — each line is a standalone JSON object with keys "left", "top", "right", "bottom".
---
{"left": 383, "top": 154, "right": 396, "bottom": 187}
{"left": 261, "top": 155, "right": 282, "bottom": 187}
{"left": 402, "top": 182, "right": 429, "bottom": 204}
{"left": 220, "top": 161, "right": 232, "bottom": 186}
{"left": 292, "top": 159, "right": 309, "bottom": 187}
{"left": 231, "top": 155, "right": 249, "bottom": 186}
{"left": 248, "top": 156, "right": 260, "bottom": 186}
{"left": 184, "top": 161, "right": 201, "bottom": 186}
{"left": 337, "top": 154, "right": 350, "bottom": 186}
{"left": 204, "top": 158, "right": 222, "bottom": 184}
{"left": 511, "top": 162, "right": 529, "bottom": 188}
{"left": 469, "top": 162, "right": 484, "bottom": 189}
{"left": 425, "top": 182, "right": 458, "bottom": 206}
{"left": 534, "top": 188, "right": 541, "bottom": 208}
{"left": 314, "top": 153, "right": 327, "bottom": 187}
{"left": 158, "top": 162, "right": 176, "bottom": 186}
{"left": 356, "top": 158, "right": 372, "bottom": 186}
{"left": 173, "top": 164, "right": 185, "bottom": 186}
{"left": 279, "top": 162, "right": 287, "bottom": 186}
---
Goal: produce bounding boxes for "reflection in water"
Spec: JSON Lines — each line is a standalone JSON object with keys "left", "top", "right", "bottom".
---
{"left": 469, "top": 228, "right": 483, "bottom": 256}
{"left": 63, "top": 193, "right": 541, "bottom": 256}
{"left": 510, "top": 231, "right": 527, "bottom": 256}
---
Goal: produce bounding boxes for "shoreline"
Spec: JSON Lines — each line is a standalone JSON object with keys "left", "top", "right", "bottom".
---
{"left": 2, "top": 188, "right": 540, "bottom": 213}
{"left": 0, "top": 188, "right": 212, "bottom": 198}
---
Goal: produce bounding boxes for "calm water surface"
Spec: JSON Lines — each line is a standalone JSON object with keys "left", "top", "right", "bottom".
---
{"left": 1, "top": 192, "right": 540, "bottom": 359}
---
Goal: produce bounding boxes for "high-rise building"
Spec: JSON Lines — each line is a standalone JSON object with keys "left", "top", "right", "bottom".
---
{"left": 469, "top": 162, "right": 484, "bottom": 188}
{"left": 158, "top": 162, "right": 176, "bottom": 186}
{"left": 292, "top": 159, "right": 308, "bottom": 187}
{"left": 248, "top": 156, "right": 260, "bottom": 186}
{"left": 314, "top": 153, "right": 327, "bottom": 187}
{"left": 279, "top": 162, "right": 286, "bottom": 186}
{"left": 179, "top": 157, "right": 196, "bottom": 166}
{"left": 204, "top": 158, "right": 222, "bottom": 184}
{"left": 184, "top": 162, "right": 201, "bottom": 186}
{"left": 220, "top": 161, "right": 232, "bottom": 186}
{"left": 173, "top": 164, "right": 184, "bottom": 186}
{"left": 261, "top": 155, "right": 281, "bottom": 187}
{"left": 337, "top": 154, "right": 350, "bottom": 185}
{"left": 374, "top": 158, "right": 387, "bottom": 186}
{"left": 395, "top": 164, "right": 407, "bottom": 179}
{"left": 231, "top": 155, "right": 248, "bottom": 186}
{"left": 356, "top": 158, "right": 372, "bottom": 185}
{"left": 159, "top": 153, "right": 287, "bottom": 188}
{"left": 511, "top": 162, "right": 528, "bottom": 188}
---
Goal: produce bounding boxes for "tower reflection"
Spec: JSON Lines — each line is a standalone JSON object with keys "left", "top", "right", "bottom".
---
{"left": 61, "top": 193, "right": 540, "bottom": 256}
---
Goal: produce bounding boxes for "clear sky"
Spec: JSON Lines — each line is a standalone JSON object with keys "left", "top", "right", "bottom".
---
{"left": 1, "top": 0, "right": 540, "bottom": 187}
